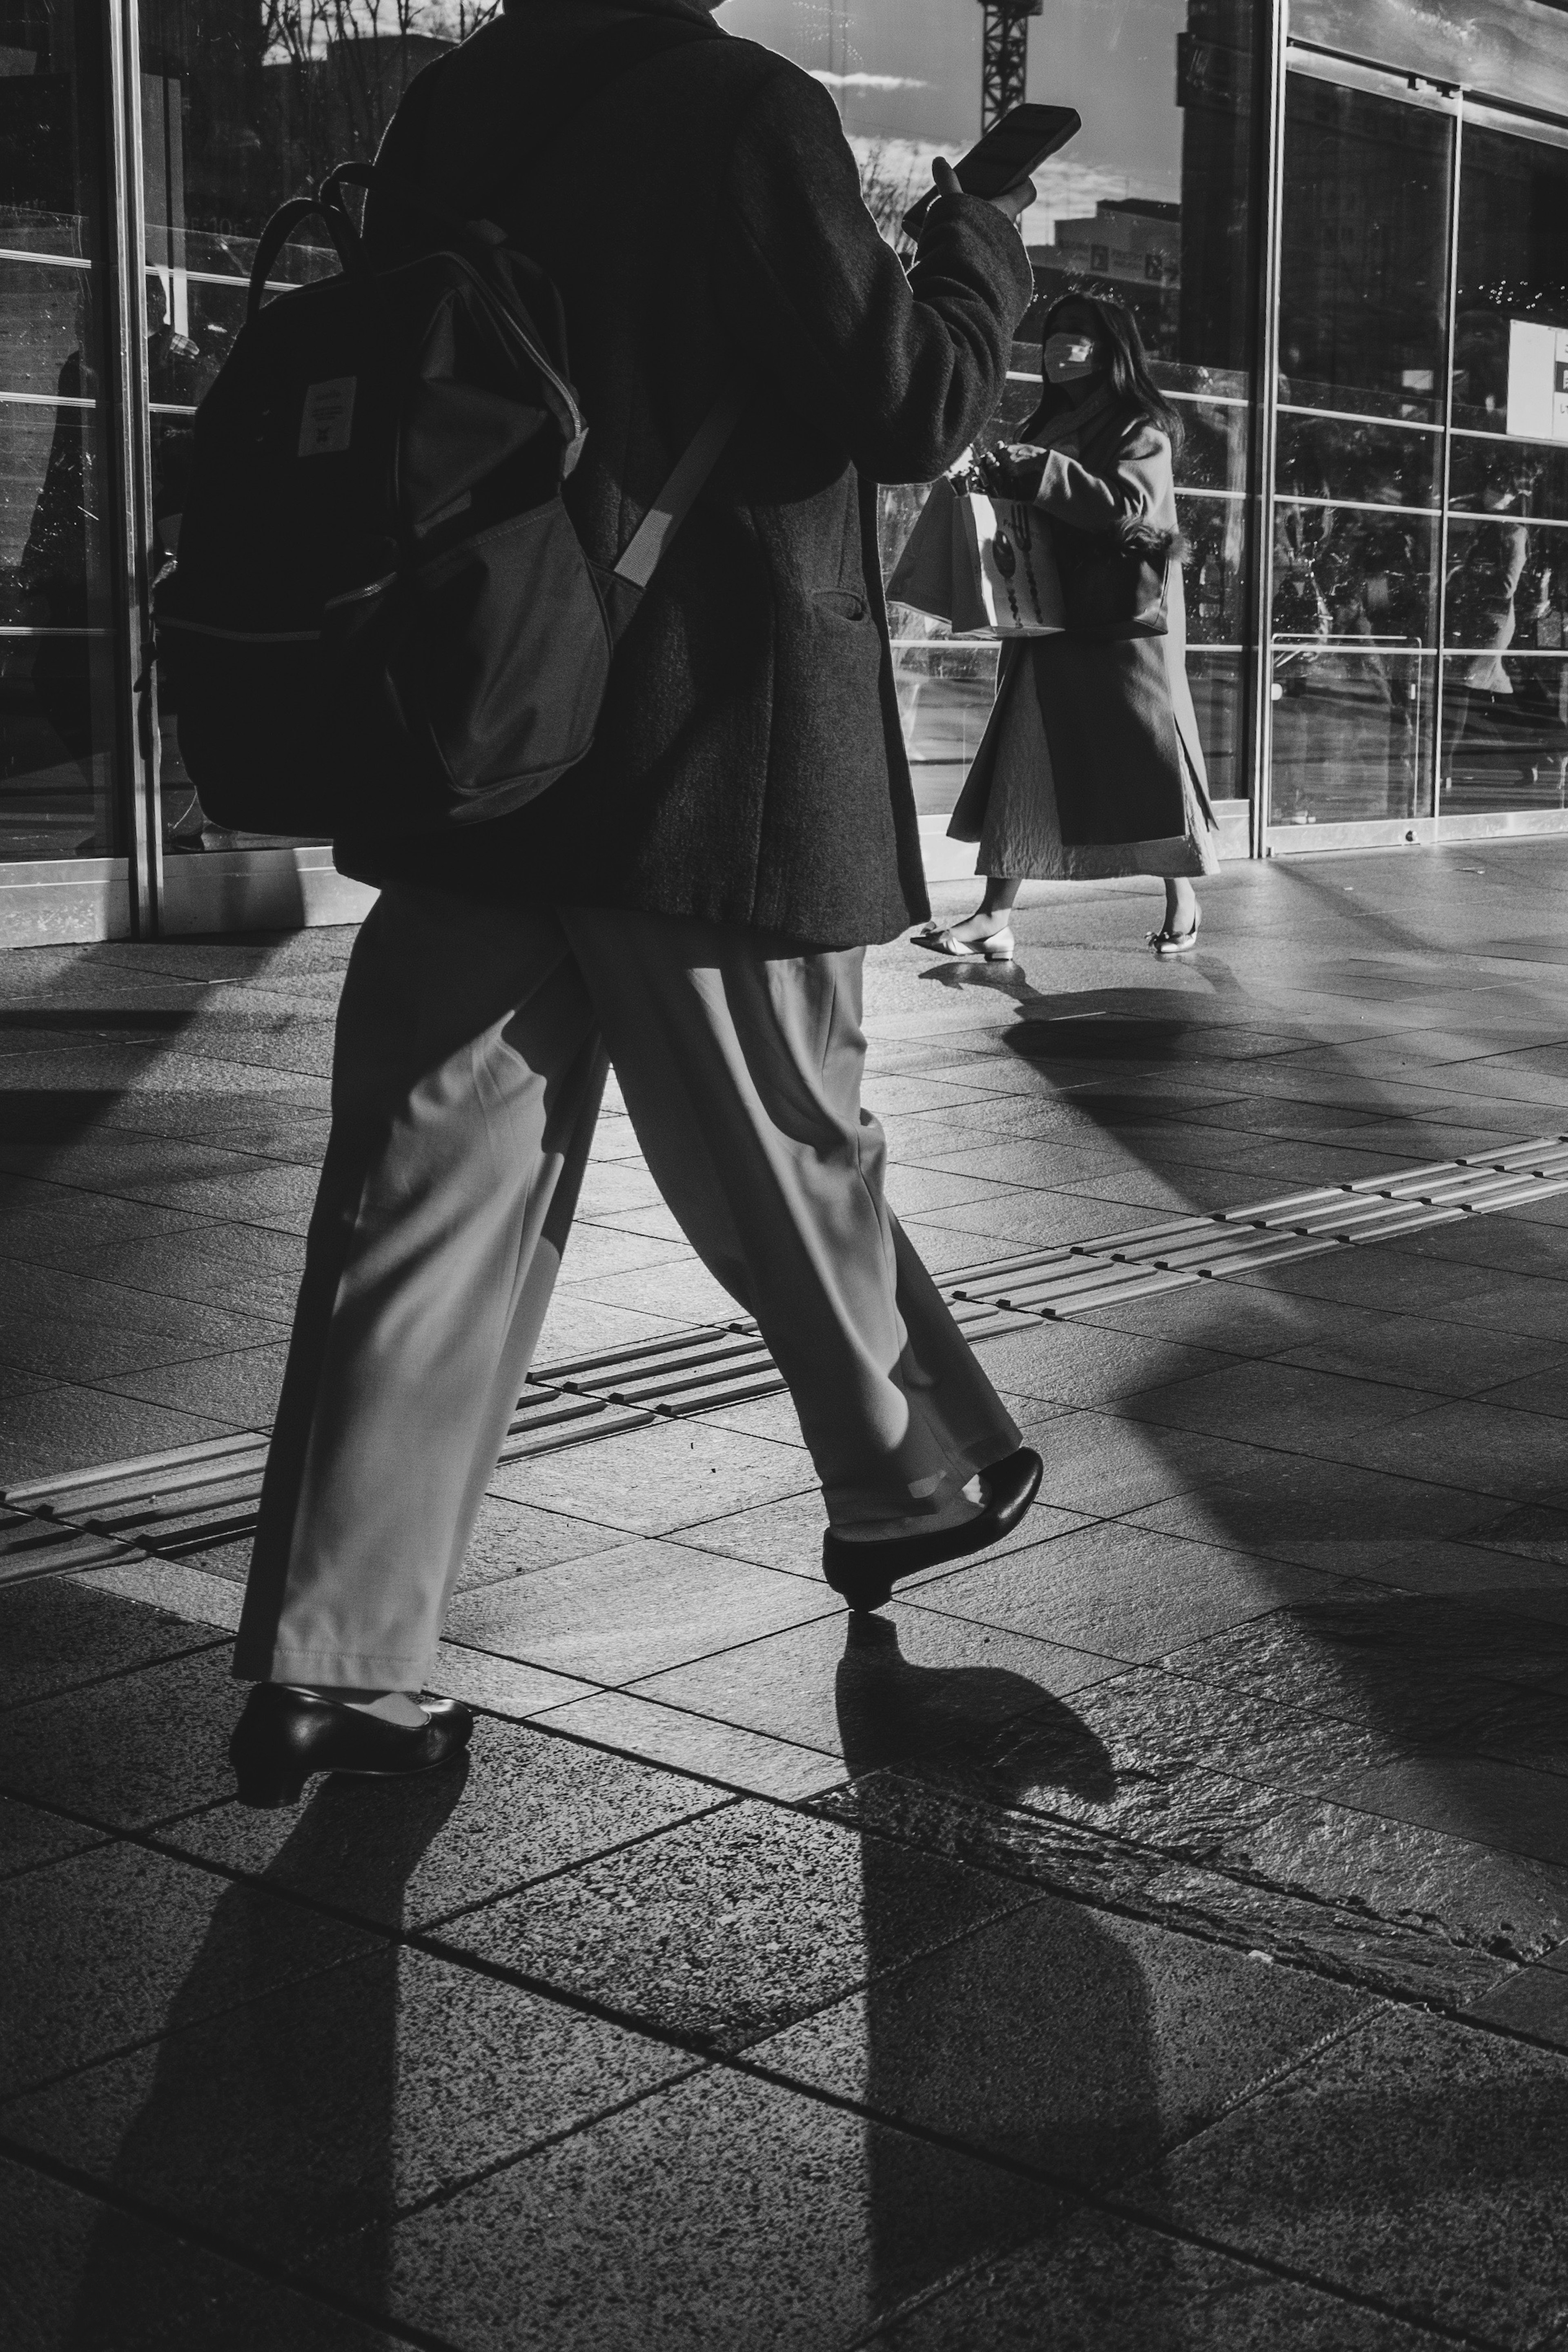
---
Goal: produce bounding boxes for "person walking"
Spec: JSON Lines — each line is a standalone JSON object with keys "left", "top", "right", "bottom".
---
{"left": 227, "top": 0, "right": 1046, "bottom": 1806}
{"left": 916, "top": 292, "right": 1218, "bottom": 963}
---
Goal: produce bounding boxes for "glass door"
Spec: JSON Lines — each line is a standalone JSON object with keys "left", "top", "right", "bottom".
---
{"left": 0, "top": 0, "right": 130, "bottom": 940}
{"left": 1267, "top": 55, "right": 1454, "bottom": 844}
{"left": 1441, "top": 106, "right": 1568, "bottom": 830}
{"left": 134, "top": 0, "right": 382, "bottom": 933}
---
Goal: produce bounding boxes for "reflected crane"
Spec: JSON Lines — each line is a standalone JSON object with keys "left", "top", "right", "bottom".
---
{"left": 979, "top": 0, "right": 1042, "bottom": 128}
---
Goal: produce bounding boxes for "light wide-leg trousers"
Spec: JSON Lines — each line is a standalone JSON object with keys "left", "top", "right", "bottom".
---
{"left": 234, "top": 885, "right": 1020, "bottom": 1688}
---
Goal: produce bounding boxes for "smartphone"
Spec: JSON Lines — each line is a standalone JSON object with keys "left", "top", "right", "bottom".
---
{"left": 901, "top": 104, "right": 1081, "bottom": 238}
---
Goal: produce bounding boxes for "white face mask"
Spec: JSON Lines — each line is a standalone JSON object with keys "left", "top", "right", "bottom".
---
{"left": 1043, "top": 331, "right": 1105, "bottom": 385}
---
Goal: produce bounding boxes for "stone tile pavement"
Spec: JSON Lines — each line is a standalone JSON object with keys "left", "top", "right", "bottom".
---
{"left": 3, "top": 844, "right": 1568, "bottom": 2347}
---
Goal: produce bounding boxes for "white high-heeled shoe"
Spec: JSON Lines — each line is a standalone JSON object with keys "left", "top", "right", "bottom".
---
{"left": 911, "top": 924, "right": 1016, "bottom": 962}
{"left": 1147, "top": 903, "right": 1201, "bottom": 957}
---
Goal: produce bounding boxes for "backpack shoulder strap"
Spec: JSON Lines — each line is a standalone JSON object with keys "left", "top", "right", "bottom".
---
{"left": 615, "top": 378, "right": 745, "bottom": 591}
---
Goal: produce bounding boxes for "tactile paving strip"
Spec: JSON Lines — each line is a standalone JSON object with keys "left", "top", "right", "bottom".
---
{"left": 944, "top": 1135, "right": 1568, "bottom": 1318}
{"left": 7, "top": 1136, "right": 1566, "bottom": 1566}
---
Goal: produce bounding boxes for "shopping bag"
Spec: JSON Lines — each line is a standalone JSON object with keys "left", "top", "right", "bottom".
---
{"left": 886, "top": 476, "right": 1065, "bottom": 637}
{"left": 886, "top": 478, "right": 971, "bottom": 623}
{"left": 952, "top": 488, "right": 1067, "bottom": 636}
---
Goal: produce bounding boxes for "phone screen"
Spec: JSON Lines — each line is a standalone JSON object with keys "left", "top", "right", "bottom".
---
{"left": 902, "top": 104, "right": 1081, "bottom": 236}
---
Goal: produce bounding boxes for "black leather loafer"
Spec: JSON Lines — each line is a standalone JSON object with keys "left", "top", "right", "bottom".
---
{"left": 229, "top": 1684, "right": 474, "bottom": 1808}
{"left": 822, "top": 1445, "right": 1044, "bottom": 1613}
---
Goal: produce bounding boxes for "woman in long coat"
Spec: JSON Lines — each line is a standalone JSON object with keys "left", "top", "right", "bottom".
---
{"left": 919, "top": 293, "right": 1218, "bottom": 960}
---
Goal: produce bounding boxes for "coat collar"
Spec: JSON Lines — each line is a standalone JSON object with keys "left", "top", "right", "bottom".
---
{"left": 503, "top": 0, "right": 722, "bottom": 26}
{"left": 1029, "top": 382, "right": 1120, "bottom": 452}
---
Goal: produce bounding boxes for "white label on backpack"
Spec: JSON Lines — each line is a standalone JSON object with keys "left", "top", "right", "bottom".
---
{"left": 298, "top": 377, "right": 356, "bottom": 457}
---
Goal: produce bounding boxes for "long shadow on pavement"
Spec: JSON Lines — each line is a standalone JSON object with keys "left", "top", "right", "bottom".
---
{"left": 58, "top": 1760, "right": 468, "bottom": 2347}
{"left": 910, "top": 948, "right": 1568, "bottom": 1875}
{"left": 834, "top": 1619, "right": 1178, "bottom": 2307}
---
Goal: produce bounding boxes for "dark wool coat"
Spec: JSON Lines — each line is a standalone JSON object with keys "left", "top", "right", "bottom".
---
{"left": 341, "top": 0, "right": 1033, "bottom": 947}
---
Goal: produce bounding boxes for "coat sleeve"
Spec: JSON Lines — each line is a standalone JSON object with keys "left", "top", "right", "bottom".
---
{"left": 1033, "top": 424, "right": 1172, "bottom": 534}
{"left": 713, "top": 61, "right": 1035, "bottom": 486}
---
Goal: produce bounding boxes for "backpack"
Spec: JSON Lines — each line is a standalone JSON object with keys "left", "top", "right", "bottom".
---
{"left": 154, "top": 18, "right": 737, "bottom": 839}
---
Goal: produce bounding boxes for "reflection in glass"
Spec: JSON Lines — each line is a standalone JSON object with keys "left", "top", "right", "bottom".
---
{"left": 1442, "top": 654, "right": 1568, "bottom": 813}
{"left": 1272, "top": 642, "right": 1434, "bottom": 829}
{"left": 1443, "top": 509, "right": 1568, "bottom": 813}
{"left": 1270, "top": 73, "right": 1449, "bottom": 829}
{"left": 1276, "top": 413, "right": 1440, "bottom": 514}
{"left": 1452, "top": 126, "right": 1568, "bottom": 440}
{"left": 1177, "top": 490, "right": 1245, "bottom": 645}
{"left": 1278, "top": 75, "right": 1451, "bottom": 423}
{"left": 0, "top": 0, "right": 121, "bottom": 862}
{"left": 1450, "top": 437, "right": 1568, "bottom": 528}
{"left": 894, "top": 634, "right": 1000, "bottom": 814}
{"left": 1441, "top": 117, "right": 1568, "bottom": 820}
{"left": 1271, "top": 501, "right": 1437, "bottom": 826}
{"left": 1187, "top": 649, "right": 1243, "bottom": 799}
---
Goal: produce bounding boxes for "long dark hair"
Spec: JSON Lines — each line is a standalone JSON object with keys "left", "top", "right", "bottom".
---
{"left": 1025, "top": 293, "right": 1184, "bottom": 454}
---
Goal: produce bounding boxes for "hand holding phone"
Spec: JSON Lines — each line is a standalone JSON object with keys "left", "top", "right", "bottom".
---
{"left": 931, "top": 156, "right": 1035, "bottom": 225}
{"left": 904, "top": 103, "right": 1081, "bottom": 239}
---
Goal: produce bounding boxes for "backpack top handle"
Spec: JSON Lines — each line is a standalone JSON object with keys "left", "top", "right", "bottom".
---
{"left": 316, "top": 164, "right": 372, "bottom": 274}
{"left": 247, "top": 188, "right": 370, "bottom": 324}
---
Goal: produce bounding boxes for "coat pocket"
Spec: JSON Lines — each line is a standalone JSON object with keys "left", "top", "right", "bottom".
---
{"left": 813, "top": 588, "right": 870, "bottom": 624}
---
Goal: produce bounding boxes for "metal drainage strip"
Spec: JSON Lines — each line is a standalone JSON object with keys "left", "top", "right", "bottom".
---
{"left": 944, "top": 1136, "right": 1568, "bottom": 1317}
{"left": 7, "top": 1136, "right": 1567, "bottom": 1555}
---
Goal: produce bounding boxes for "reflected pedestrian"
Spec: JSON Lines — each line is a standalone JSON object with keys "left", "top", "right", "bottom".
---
{"left": 916, "top": 293, "right": 1218, "bottom": 961}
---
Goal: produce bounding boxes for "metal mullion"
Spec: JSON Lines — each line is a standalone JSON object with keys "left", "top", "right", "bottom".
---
{"left": 1277, "top": 401, "right": 1443, "bottom": 436}
{"left": 102, "top": 0, "right": 161, "bottom": 938}
{"left": 1446, "top": 506, "right": 1568, "bottom": 534}
{"left": 1273, "top": 494, "right": 1441, "bottom": 522}
{"left": 1245, "top": 0, "right": 1289, "bottom": 859}
{"left": 1431, "top": 96, "right": 1464, "bottom": 836}
{"left": 0, "top": 390, "right": 98, "bottom": 409}
{"left": 0, "top": 246, "right": 93, "bottom": 269}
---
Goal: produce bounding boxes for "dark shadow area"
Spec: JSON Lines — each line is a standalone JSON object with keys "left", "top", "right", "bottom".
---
{"left": 57, "top": 1761, "right": 468, "bottom": 2350}
{"left": 912, "top": 934, "right": 1568, "bottom": 1889}
{"left": 833, "top": 1620, "right": 1184, "bottom": 2317}
{"left": 924, "top": 955, "right": 1283, "bottom": 1088}
{"left": 0, "top": 947, "right": 262, "bottom": 1180}
{"left": 5, "top": 1093, "right": 176, "bottom": 1147}
{"left": 835, "top": 1612, "right": 1116, "bottom": 1798}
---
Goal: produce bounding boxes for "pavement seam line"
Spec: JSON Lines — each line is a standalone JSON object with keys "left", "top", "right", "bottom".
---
{"left": 847, "top": 2180, "right": 1506, "bottom": 2352}
{"left": 0, "top": 2128, "right": 463, "bottom": 2352}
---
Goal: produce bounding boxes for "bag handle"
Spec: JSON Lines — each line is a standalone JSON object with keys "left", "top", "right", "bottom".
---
{"left": 248, "top": 199, "right": 334, "bottom": 320}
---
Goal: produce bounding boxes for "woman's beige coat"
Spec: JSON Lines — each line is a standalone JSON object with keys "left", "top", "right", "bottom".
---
{"left": 949, "top": 401, "right": 1218, "bottom": 880}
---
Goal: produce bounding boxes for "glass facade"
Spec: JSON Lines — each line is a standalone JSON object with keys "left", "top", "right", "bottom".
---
{"left": 4, "top": 0, "right": 1568, "bottom": 940}
{"left": 1270, "top": 55, "right": 1568, "bottom": 838}
{"left": 136, "top": 0, "right": 354, "bottom": 858}
{"left": 2, "top": 0, "right": 124, "bottom": 865}
{"left": 1445, "top": 114, "right": 1568, "bottom": 818}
